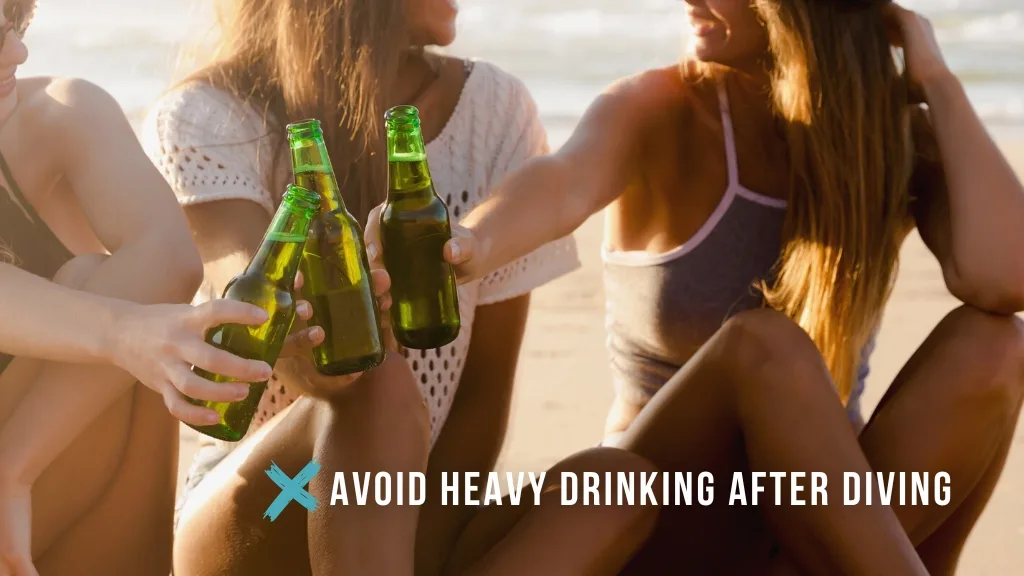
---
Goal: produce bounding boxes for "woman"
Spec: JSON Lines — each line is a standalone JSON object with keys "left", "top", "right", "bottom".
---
{"left": 142, "top": 0, "right": 658, "bottom": 574}
{"left": 0, "top": 0, "right": 325, "bottom": 574}
{"left": 368, "top": 0, "right": 1024, "bottom": 573}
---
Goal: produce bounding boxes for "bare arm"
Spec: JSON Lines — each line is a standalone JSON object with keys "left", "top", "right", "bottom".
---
{"left": 183, "top": 199, "right": 271, "bottom": 305}
{"left": 0, "top": 79, "right": 207, "bottom": 486}
{"left": 456, "top": 80, "right": 655, "bottom": 279}
{"left": 0, "top": 262, "right": 129, "bottom": 364}
{"left": 413, "top": 296, "right": 531, "bottom": 575}
{"left": 366, "top": 75, "right": 661, "bottom": 283}
{"left": 891, "top": 6, "right": 1024, "bottom": 313}
{"left": 912, "top": 79, "right": 1024, "bottom": 314}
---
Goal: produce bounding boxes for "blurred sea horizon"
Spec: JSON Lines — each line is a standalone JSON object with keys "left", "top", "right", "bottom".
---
{"left": 21, "top": 0, "right": 1024, "bottom": 146}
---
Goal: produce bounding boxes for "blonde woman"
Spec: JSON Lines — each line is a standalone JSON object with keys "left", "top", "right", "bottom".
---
{"left": 368, "top": 0, "right": 1024, "bottom": 573}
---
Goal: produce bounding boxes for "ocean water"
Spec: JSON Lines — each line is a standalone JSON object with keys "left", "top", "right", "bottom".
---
{"left": 20, "top": 0, "right": 1024, "bottom": 145}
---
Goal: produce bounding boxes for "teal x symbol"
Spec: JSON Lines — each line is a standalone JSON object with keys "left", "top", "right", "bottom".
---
{"left": 264, "top": 459, "right": 321, "bottom": 521}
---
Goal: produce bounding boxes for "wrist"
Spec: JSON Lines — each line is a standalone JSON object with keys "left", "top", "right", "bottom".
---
{"left": 97, "top": 299, "right": 138, "bottom": 366}
{"left": 921, "top": 71, "right": 964, "bottom": 107}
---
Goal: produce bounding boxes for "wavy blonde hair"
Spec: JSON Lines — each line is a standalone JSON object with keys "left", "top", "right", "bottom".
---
{"left": 694, "top": 0, "right": 916, "bottom": 402}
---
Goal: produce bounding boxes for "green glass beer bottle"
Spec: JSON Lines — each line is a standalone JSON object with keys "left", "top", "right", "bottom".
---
{"left": 186, "top": 184, "right": 320, "bottom": 442}
{"left": 380, "top": 105, "right": 461, "bottom": 349}
{"left": 287, "top": 119, "right": 385, "bottom": 375}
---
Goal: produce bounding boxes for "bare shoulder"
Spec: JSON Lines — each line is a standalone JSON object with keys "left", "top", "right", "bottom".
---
{"left": 571, "top": 64, "right": 692, "bottom": 142}
{"left": 14, "top": 77, "right": 130, "bottom": 161}
{"left": 605, "top": 64, "right": 689, "bottom": 105}
{"left": 21, "top": 77, "right": 124, "bottom": 128}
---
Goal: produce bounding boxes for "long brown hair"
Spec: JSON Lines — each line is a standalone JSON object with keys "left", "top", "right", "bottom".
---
{"left": 695, "top": 0, "right": 915, "bottom": 402}
{"left": 185, "top": 0, "right": 407, "bottom": 223}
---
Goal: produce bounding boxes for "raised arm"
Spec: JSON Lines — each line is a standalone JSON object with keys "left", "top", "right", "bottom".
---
{"left": 894, "top": 6, "right": 1024, "bottom": 313}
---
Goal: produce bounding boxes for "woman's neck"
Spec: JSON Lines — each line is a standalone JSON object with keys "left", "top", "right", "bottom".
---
{"left": 728, "top": 55, "right": 773, "bottom": 92}
{"left": 390, "top": 49, "right": 440, "bottom": 109}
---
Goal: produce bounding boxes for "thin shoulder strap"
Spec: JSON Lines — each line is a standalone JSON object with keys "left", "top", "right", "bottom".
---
{"left": 715, "top": 81, "right": 739, "bottom": 186}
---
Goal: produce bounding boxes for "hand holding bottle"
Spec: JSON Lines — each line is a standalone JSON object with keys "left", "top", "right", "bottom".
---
{"left": 106, "top": 271, "right": 322, "bottom": 426}
{"left": 363, "top": 202, "right": 481, "bottom": 283}
{"left": 273, "top": 267, "right": 394, "bottom": 398}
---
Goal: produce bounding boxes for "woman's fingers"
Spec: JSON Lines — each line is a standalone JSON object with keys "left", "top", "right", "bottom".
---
{"left": 160, "top": 386, "right": 223, "bottom": 427}
{"left": 294, "top": 269, "right": 305, "bottom": 291}
{"left": 296, "top": 300, "right": 313, "bottom": 320}
{"left": 370, "top": 268, "right": 391, "bottom": 297}
{"left": 194, "top": 300, "right": 269, "bottom": 329}
{"left": 171, "top": 365, "right": 250, "bottom": 403}
{"left": 363, "top": 203, "right": 385, "bottom": 268}
{"left": 444, "top": 222, "right": 477, "bottom": 270}
{"left": 279, "top": 326, "right": 325, "bottom": 358}
{"left": 181, "top": 342, "right": 273, "bottom": 384}
{"left": 443, "top": 237, "right": 472, "bottom": 265}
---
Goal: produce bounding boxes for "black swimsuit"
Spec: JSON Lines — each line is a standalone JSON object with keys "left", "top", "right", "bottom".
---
{"left": 0, "top": 150, "right": 74, "bottom": 374}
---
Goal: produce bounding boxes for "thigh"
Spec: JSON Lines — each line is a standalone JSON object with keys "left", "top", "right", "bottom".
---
{"left": 34, "top": 385, "right": 179, "bottom": 576}
{"left": 174, "top": 352, "right": 429, "bottom": 576}
{"left": 0, "top": 357, "right": 136, "bottom": 559}
{"left": 614, "top": 309, "right": 874, "bottom": 575}
{"left": 611, "top": 330, "right": 776, "bottom": 573}
{"left": 173, "top": 399, "right": 318, "bottom": 576}
{"left": 858, "top": 306, "right": 1024, "bottom": 546}
{"left": 444, "top": 448, "right": 660, "bottom": 576}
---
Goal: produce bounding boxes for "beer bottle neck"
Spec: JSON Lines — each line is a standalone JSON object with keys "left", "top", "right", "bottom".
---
{"left": 290, "top": 136, "right": 346, "bottom": 214}
{"left": 387, "top": 123, "right": 434, "bottom": 201}
{"left": 248, "top": 189, "right": 317, "bottom": 287}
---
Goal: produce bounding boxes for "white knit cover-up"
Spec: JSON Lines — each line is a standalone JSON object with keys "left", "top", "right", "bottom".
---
{"left": 141, "top": 60, "right": 580, "bottom": 464}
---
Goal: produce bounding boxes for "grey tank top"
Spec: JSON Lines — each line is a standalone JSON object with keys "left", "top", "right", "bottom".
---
{"left": 602, "top": 82, "right": 873, "bottom": 422}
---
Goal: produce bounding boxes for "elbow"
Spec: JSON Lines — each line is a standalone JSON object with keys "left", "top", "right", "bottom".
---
{"left": 945, "top": 264, "right": 1024, "bottom": 315}
{"left": 161, "top": 233, "right": 205, "bottom": 303}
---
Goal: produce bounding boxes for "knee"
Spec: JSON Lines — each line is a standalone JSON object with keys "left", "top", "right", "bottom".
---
{"left": 51, "top": 253, "right": 108, "bottom": 289}
{"left": 322, "top": 353, "right": 430, "bottom": 453}
{"left": 551, "top": 447, "right": 661, "bottom": 540}
{"left": 716, "top": 308, "right": 825, "bottom": 382}
{"left": 933, "top": 305, "right": 1024, "bottom": 411}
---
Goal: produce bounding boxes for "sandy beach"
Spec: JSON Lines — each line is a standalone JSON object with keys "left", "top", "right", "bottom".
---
{"left": 177, "top": 140, "right": 1024, "bottom": 574}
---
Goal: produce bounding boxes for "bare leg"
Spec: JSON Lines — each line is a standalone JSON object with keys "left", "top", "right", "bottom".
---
{"left": 615, "top": 308, "right": 926, "bottom": 575}
{"left": 858, "top": 305, "right": 1024, "bottom": 574}
{"left": 441, "top": 447, "right": 660, "bottom": 576}
{"left": 172, "top": 354, "right": 429, "bottom": 576}
{"left": 0, "top": 254, "right": 179, "bottom": 575}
